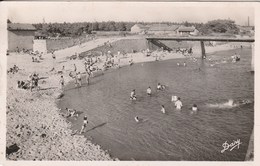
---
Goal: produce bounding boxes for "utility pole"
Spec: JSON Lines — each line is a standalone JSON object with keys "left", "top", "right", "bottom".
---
{"left": 248, "top": 16, "right": 250, "bottom": 26}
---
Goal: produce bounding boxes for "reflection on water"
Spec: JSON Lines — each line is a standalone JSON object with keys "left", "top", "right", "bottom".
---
{"left": 59, "top": 48, "right": 254, "bottom": 161}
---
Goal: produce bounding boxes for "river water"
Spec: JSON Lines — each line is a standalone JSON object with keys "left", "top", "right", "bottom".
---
{"left": 59, "top": 48, "right": 254, "bottom": 161}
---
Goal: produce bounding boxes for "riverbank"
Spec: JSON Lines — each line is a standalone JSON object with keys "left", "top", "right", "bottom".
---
{"left": 6, "top": 53, "right": 114, "bottom": 160}
{"left": 6, "top": 38, "right": 248, "bottom": 160}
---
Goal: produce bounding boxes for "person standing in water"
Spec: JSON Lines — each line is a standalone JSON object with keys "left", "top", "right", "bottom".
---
{"left": 77, "top": 72, "right": 82, "bottom": 87}
{"left": 175, "top": 97, "right": 183, "bottom": 110}
{"left": 147, "top": 87, "right": 152, "bottom": 96}
{"left": 161, "top": 105, "right": 166, "bottom": 114}
{"left": 80, "top": 115, "right": 88, "bottom": 134}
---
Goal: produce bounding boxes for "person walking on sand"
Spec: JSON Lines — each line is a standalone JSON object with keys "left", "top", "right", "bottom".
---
{"left": 147, "top": 87, "right": 152, "bottom": 96}
{"left": 60, "top": 75, "right": 65, "bottom": 90}
{"left": 51, "top": 51, "right": 56, "bottom": 71}
{"left": 175, "top": 97, "right": 183, "bottom": 110}
{"left": 80, "top": 115, "right": 88, "bottom": 134}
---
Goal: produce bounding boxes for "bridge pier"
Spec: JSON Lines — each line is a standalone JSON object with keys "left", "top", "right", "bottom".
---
{"left": 200, "top": 41, "right": 206, "bottom": 59}
{"left": 251, "top": 43, "right": 254, "bottom": 72}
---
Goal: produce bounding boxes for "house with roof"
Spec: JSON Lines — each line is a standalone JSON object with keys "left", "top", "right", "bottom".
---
{"left": 176, "top": 26, "right": 199, "bottom": 36}
{"left": 8, "top": 23, "right": 37, "bottom": 51}
{"left": 131, "top": 24, "right": 149, "bottom": 34}
{"left": 147, "top": 24, "right": 180, "bottom": 35}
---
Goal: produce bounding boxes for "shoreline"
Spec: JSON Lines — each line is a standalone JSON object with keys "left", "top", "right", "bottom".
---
{"left": 6, "top": 38, "right": 249, "bottom": 160}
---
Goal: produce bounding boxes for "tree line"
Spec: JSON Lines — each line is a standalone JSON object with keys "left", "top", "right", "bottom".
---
{"left": 7, "top": 19, "right": 243, "bottom": 37}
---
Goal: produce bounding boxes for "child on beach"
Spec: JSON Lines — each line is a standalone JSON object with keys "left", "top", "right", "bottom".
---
{"left": 80, "top": 115, "right": 88, "bottom": 134}
{"left": 175, "top": 97, "right": 183, "bottom": 110}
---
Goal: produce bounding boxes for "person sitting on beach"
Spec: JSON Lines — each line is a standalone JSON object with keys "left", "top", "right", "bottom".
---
{"left": 191, "top": 104, "right": 198, "bottom": 112}
{"left": 175, "top": 97, "right": 183, "bottom": 110}
{"left": 161, "top": 105, "right": 166, "bottom": 114}
{"left": 171, "top": 95, "right": 178, "bottom": 102}
{"left": 135, "top": 116, "right": 139, "bottom": 122}
{"left": 80, "top": 115, "right": 88, "bottom": 134}
{"left": 147, "top": 87, "right": 152, "bottom": 96}
{"left": 130, "top": 89, "right": 137, "bottom": 100}
{"left": 66, "top": 108, "right": 78, "bottom": 117}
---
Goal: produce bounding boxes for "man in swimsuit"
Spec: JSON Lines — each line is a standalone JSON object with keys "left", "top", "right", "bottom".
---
{"left": 80, "top": 115, "right": 88, "bottom": 134}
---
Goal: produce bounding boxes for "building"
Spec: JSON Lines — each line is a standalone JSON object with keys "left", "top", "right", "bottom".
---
{"left": 176, "top": 26, "right": 199, "bottom": 36}
{"left": 8, "top": 23, "right": 37, "bottom": 51}
{"left": 147, "top": 24, "right": 180, "bottom": 35}
{"left": 130, "top": 24, "right": 149, "bottom": 34}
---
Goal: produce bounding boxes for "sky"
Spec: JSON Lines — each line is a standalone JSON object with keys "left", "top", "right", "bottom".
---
{"left": 6, "top": 2, "right": 255, "bottom": 26}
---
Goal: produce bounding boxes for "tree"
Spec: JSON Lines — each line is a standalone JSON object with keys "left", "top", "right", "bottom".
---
{"left": 201, "top": 19, "right": 239, "bottom": 35}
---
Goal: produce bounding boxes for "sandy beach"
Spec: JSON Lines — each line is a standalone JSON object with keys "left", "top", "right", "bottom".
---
{"left": 6, "top": 37, "right": 247, "bottom": 160}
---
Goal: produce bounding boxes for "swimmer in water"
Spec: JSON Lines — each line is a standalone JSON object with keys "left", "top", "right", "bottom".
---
{"left": 130, "top": 89, "right": 137, "bottom": 100}
{"left": 183, "top": 62, "right": 186, "bottom": 67}
{"left": 177, "top": 63, "right": 180, "bottom": 66}
{"left": 135, "top": 116, "right": 139, "bottom": 122}
{"left": 147, "top": 87, "right": 152, "bottom": 96}
{"left": 171, "top": 95, "right": 178, "bottom": 102}
{"left": 191, "top": 104, "right": 198, "bottom": 112}
{"left": 161, "top": 105, "right": 166, "bottom": 114}
{"left": 175, "top": 97, "right": 183, "bottom": 110}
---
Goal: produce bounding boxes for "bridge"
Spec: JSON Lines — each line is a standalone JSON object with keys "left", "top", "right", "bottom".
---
{"left": 146, "top": 36, "right": 255, "bottom": 71}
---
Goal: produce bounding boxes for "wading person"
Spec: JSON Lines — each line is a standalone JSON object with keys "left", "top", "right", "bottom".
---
{"left": 147, "top": 87, "right": 152, "bottom": 96}
{"left": 130, "top": 89, "right": 137, "bottom": 100}
{"left": 161, "top": 105, "right": 166, "bottom": 114}
{"left": 77, "top": 72, "right": 82, "bottom": 87}
{"left": 175, "top": 97, "right": 183, "bottom": 110}
{"left": 80, "top": 115, "right": 88, "bottom": 134}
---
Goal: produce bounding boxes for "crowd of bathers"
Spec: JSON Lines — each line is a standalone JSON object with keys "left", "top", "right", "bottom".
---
{"left": 130, "top": 82, "right": 199, "bottom": 122}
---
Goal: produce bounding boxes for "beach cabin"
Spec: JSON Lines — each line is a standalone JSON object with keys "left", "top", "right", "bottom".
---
{"left": 130, "top": 24, "right": 149, "bottom": 34}
{"left": 147, "top": 24, "right": 179, "bottom": 35}
{"left": 177, "top": 26, "right": 199, "bottom": 36}
{"left": 8, "top": 23, "right": 37, "bottom": 52}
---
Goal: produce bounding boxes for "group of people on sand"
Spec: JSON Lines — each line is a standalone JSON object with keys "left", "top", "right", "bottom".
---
{"left": 132, "top": 83, "right": 199, "bottom": 122}
{"left": 17, "top": 72, "right": 40, "bottom": 91}
{"left": 7, "top": 65, "right": 20, "bottom": 74}
{"left": 60, "top": 107, "right": 88, "bottom": 134}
